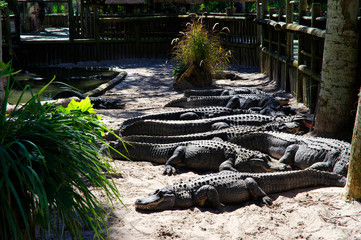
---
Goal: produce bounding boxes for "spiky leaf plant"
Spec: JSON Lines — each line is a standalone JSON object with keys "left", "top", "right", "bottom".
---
{"left": 171, "top": 16, "right": 231, "bottom": 79}
{"left": 0, "top": 62, "right": 123, "bottom": 240}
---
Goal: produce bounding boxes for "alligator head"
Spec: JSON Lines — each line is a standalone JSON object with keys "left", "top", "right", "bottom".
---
{"left": 135, "top": 188, "right": 176, "bottom": 211}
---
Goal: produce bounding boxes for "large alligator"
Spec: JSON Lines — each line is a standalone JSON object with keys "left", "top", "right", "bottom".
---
{"left": 183, "top": 87, "right": 267, "bottom": 97}
{"left": 165, "top": 94, "right": 293, "bottom": 116}
{"left": 231, "top": 131, "right": 350, "bottom": 176}
{"left": 53, "top": 90, "right": 125, "bottom": 109}
{"left": 122, "top": 122, "right": 300, "bottom": 144}
{"left": 118, "top": 106, "right": 253, "bottom": 131}
{"left": 135, "top": 169, "right": 346, "bottom": 211}
{"left": 120, "top": 114, "right": 304, "bottom": 136}
{"left": 108, "top": 139, "right": 291, "bottom": 175}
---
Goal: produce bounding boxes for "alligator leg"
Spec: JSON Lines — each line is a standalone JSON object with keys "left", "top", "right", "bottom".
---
{"left": 305, "top": 161, "right": 333, "bottom": 172}
{"left": 179, "top": 112, "right": 200, "bottom": 120}
{"left": 219, "top": 159, "right": 238, "bottom": 172}
{"left": 211, "top": 122, "right": 230, "bottom": 130}
{"left": 226, "top": 96, "right": 240, "bottom": 109}
{"left": 163, "top": 146, "right": 186, "bottom": 175}
{"left": 244, "top": 177, "right": 273, "bottom": 205}
{"left": 194, "top": 185, "right": 222, "bottom": 209}
{"left": 278, "top": 144, "right": 299, "bottom": 165}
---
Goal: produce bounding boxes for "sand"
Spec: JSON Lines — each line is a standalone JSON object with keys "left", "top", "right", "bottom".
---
{"left": 58, "top": 59, "right": 361, "bottom": 240}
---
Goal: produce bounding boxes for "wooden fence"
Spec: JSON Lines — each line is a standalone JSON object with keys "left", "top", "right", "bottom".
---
{"left": 13, "top": 14, "right": 259, "bottom": 67}
{"left": 253, "top": 0, "right": 361, "bottom": 113}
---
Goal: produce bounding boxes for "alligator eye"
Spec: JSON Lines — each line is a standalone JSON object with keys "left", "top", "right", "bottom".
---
{"left": 152, "top": 189, "right": 160, "bottom": 196}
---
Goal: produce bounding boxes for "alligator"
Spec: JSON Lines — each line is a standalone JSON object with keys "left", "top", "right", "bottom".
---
{"left": 135, "top": 169, "right": 346, "bottom": 211}
{"left": 122, "top": 122, "right": 300, "bottom": 144}
{"left": 183, "top": 87, "right": 267, "bottom": 97}
{"left": 118, "top": 106, "right": 254, "bottom": 131}
{"left": 231, "top": 131, "right": 351, "bottom": 176}
{"left": 165, "top": 94, "right": 293, "bottom": 116}
{"left": 109, "top": 139, "right": 291, "bottom": 175}
{"left": 52, "top": 90, "right": 125, "bottom": 109}
{"left": 120, "top": 114, "right": 304, "bottom": 136}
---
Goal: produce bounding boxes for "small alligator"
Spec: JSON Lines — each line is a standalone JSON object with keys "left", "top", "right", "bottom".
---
{"left": 122, "top": 122, "right": 300, "bottom": 144}
{"left": 231, "top": 131, "right": 350, "bottom": 176}
{"left": 118, "top": 106, "right": 254, "bottom": 131}
{"left": 109, "top": 139, "right": 291, "bottom": 175}
{"left": 183, "top": 87, "right": 267, "bottom": 97}
{"left": 165, "top": 94, "right": 293, "bottom": 116}
{"left": 53, "top": 90, "right": 125, "bottom": 109}
{"left": 120, "top": 114, "right": 304, "bottom": 136}
{"left": 135, "top": 169, "right": 346, "bottom": 211}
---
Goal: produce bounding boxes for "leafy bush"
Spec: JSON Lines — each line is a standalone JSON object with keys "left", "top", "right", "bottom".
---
{"left": 171, "top": 16, "right": 231, "bottom": 79}
{"left": 0, "top": 62, "right": 122, "bottom": 240}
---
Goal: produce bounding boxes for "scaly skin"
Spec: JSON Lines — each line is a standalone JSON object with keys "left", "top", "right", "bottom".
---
{"left": 109, "top": 139, "right": 291, "bottom": 175}
{"left": 122, "top": 122, "right": 300, "bottom": 144}
{"left": 135, "top": 169, "right": 346, "bottom": 211}
{"left": 231, "top": 131, "right": 350, "bottom": 176}
{"left": 118, "top": 106, "right": 253, "bottom": 131}
{"left": 120, "top": 114, "right": 301, "bottom": 136}
{"left": 165, "top": 94, "right": 281, "bottom": 110}
{"left": 183, "top": 87, "right": 267, "bottom": 97}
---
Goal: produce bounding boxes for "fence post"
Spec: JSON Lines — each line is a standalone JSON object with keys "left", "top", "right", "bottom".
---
{"left": 298, "top": 0, "right": 307, "bottom": 25}
{"left": 256, "top": 0, "right": 262, "bottom": 44}
{"left": 257, "top": 0, "right": 264, "bottom": 70}
{"left": 68, "top": 0, "right": 74, "bottom": 41}
{"left": 311, "top": 3, "right": 321, "bottom": 28}
{"left": 68, "top": 0, "right": 76, "bottom": 63}
{"left": 135, "top": 21, "right": 140, "bottom": 58}
{"left": 285, "top": 0, "right": 293, "bottom": 92}
{"left": 276, "top": 8, "right": 283, "bottom": 86}
{"left": 309, "top": 3, "right": 321, "bottom": 112}
{"left": 94, "top": 8, "right": 100, "bottom": 61}
{"left": 4, "top": 8, "right": 13, "bottom": 58}
{"left": 262, "top": 0, "right": 268, "bottom": 19}
{"left": 296, "top": 0, "right": 307, "bottom": 102}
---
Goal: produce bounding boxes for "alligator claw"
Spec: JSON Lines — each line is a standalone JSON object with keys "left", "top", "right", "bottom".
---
{"left": 262, "top": 196, "right": 273, "bottom": 206}
{"left": 163, "top": 165, "right": 177, "bottom": 176}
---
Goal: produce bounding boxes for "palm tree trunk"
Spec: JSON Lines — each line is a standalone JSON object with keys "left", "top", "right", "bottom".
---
{"left": 0, "top": 9, "right": 2, "bottom": 62}
{"left": 343, "top": 88, "right": 361, "bottom": 200}
{"left": 312, "top": 0, "right": 359, "bottom": 140}
{"left": 0, "top": 8, "right": 4, "bottom": 109}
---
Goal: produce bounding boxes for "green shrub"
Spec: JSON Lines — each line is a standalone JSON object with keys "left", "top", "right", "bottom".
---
{"left": 171, "top": 16, "right": 231, "bottom": 79}
{"left": 0, "top": 62, "right": 123, "bottom": 240}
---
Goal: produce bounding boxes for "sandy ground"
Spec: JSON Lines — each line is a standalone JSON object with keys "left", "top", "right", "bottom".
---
{"left": 59, "top": 59, "right": 361, "bottom": 240}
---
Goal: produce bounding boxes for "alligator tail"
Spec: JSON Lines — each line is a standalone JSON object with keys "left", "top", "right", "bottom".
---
{"left": 250, "top": 169, "right": 346, "bottom": 194}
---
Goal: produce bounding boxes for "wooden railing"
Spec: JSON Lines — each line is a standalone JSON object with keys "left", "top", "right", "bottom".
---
{"left": 12, "top": 13, "right": 259, "bottom": 66}
{"left": 254, "top": 1, "right": 343, "bottom": 113}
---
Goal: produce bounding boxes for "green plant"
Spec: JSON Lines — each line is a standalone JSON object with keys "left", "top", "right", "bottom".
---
{"left": 268, "top": 0, "right": 285, "bottom": 11}
{"left": 0, "top": 62, "right": 123, "bottom": 240}
{"left": 60, "top": 4, "right": 65, "bottom": 13}
{"left": 52, "top": 4, "right": 58, "bottom": 13}
{"left": 0, "top": 0, "right": 7, "bottom": 10}
{"left": 171, "top": 16, "right": 231, "bottom": 79}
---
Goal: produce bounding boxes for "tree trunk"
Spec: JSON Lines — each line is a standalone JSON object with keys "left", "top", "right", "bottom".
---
{"left": 312, "top": 0, "right": 359, "bottom": 140}
{"left": 0, "top": 9, "right": 2, "bottom": 62}
{"left": 0, "top": 8, "right": 4, "bottom": 109}
{"left": 343, "top": 88, "right": 361, "bottom": 200}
